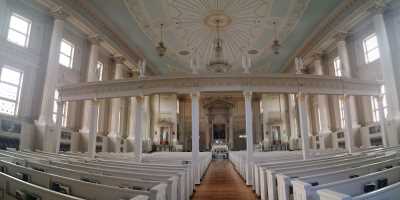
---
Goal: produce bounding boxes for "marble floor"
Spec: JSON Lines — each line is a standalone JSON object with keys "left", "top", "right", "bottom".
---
{"left": 191, "top": 160, "right": 258, "bottom": 200}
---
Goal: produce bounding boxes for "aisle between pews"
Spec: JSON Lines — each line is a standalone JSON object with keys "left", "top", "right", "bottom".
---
{"left": 191, "top": 160, "right": 257, "bottom": 200}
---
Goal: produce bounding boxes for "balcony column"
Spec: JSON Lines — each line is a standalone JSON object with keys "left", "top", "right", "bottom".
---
{"left": 133, "top": 96, "right": 144, "bottom": 162}
{"left": 88, "top": 100, "right": 99, "bottom": 159}
{"left": 191, "top": 92, "right": 200, "bottom": 184}
{"left": 288, "top": 94, "right": 298, "bottom": 146}
{"left": 54, "top": 100, "right": 64, "bottom": 153}
{"left": 38, "top": 9, "right": 68, "bottom": 125}
{"left": 372, "top": 6, "right": 400, "bottom": 121}
{"left": 108, "top": 56, "right": 125, "bottom": 152}
{"left": 376, "top": 95, "right": 388, "bottom": 147}
{"left": 297, "top": 93, "right": 309, "bottom": 160}
{"left": 81, "top": 36, "right": 103, "bottom": 134}
{"left": 343, "top": 95, "right": 354, "bottom": 154}
{"left": 244, "top": 91, "right": 254, "bottom": 185}
{"left": 313, "top": 53, "right": 331, "bottom": 150}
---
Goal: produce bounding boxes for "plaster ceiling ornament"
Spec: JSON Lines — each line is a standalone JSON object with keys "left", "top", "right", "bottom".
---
{"left": 124, "top": 0, "right": 311, "bottom": 73}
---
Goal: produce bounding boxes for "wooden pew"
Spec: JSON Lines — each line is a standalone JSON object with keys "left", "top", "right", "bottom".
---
{"left": 293, "top": 166, "right": 400, "bottom": 200}
{"left": 277, "top": 158, "right": 400, "bottom": 200}
{"left": 0, "top": 159, "right": 165, "bottom": 200}
{"left": 264, "top": 154, "right": 396, "bottom": 199}
{"left": 0, "top": 152, "right": 178, "bottom": 200}
{"left": 0, "top": 172, "right": 84, "bottom": 200}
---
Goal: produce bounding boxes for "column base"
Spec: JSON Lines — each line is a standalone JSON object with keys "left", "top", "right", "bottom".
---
{"left": 107, "top": 136, "right": 123, "bottom": 153}
{"left": 34, "top": 120, "right": 56, "bottom": 152}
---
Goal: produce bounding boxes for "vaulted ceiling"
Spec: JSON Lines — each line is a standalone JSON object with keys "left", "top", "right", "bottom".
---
{"left": 87, "top": 0, "right": 341, "bottom": 75}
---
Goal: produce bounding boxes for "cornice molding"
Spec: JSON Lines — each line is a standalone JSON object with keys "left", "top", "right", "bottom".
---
{"left": 59, "top": 74, "right": 382, "bottom": 101}
{"left": 282, "top": 0, "right": 382, "bottom": 72}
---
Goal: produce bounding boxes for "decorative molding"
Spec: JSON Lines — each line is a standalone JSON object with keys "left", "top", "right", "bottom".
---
{"left": 59, "top": 74, "right": 382, "bottom": 101}
{"left": 124, "top": 0, "right": 311, "bottom": 72}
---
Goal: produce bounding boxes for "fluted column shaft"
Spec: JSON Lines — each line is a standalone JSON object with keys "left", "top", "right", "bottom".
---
{"left": 191, "top": 92, "right": 200, "bottom": 184}
{"left": 298, "top": 93, "right": 310, "bottom": 160}
{"left": 38, "top": 10, "right": 67, "bottom": 125}
{"left": 244, "top": 91, "right": 253, "bottom": 185}
{"left": 109, "top": 57, "right": 125, "bottom": 137}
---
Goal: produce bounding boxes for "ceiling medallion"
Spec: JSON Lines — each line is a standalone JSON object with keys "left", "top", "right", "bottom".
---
{"left": 204, "top": 11, "right": 232, "bottom": 30}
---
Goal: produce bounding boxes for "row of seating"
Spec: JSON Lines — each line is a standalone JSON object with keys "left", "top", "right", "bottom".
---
{"left": 230, "top": 145, "right": 400, "bottom": 200}
{"left": 0, "top": 149, "right": 211, "bottom": 200}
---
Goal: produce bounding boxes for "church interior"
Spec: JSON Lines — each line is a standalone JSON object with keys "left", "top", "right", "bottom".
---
{"left": 0, "top": 0, "right": 400, "bottom": 199}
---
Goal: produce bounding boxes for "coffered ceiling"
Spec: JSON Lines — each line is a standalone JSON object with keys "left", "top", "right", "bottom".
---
{"left": 87, "top": 0, "right": 341, "bottom": 74}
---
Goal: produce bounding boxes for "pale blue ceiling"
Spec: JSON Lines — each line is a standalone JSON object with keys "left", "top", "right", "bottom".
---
{"left": 88, "top": 0, "right": 341, "bottom": 74}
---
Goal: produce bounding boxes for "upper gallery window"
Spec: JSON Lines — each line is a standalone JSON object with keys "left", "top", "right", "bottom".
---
{"left": 59, "top": 39, "right": 75, "bottom": 68}
{"left": 363, "top": 34, "right": 380, "bottom": 64}
{"left": 53, "top": 90, "right": 68, "bottom": 126}
{"left": 96, "top": 61, "right": 104, "bottom": 81}
{"left": 338, "top": 98, "right": 345, "bottom": 129}
{"left": 0, "top": 66, "right": 24, "bottom": 116}
{"left": 7, "top": 13, "right": 32, "bottom": 48}
{"left": 371, "top": 85, "right": 388, "bottom": 122}
{"left": 333, "top": 57, "right": 342, "bottom": 77}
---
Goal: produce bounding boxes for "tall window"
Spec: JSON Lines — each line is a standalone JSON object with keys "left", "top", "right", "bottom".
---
{"left": 53, "top": 90, "right": 68, "bottom": 127}
{"left": 371, "top": 86, "right": 388, "bottom": 122}
{"left": 338, "top": 98, "right": 345, "bottom": 129}
{"left": 333, "top": 57, "right": 342, "bottom": 77}
{"left": 363, "top": 34, "right": 380, "bottom": 64}
{"left": 59, "top": 39, "right": 75, "bottom": 68}
{"left": 0, "top": 66, "right": 23, "bottom": 116}
{"left": 317, "top": 107, "right": 322, "bottom": 132}
{"left": 7, "top": 13, "right": 32, "bottom": 48}
{"left": 96, "top": 61, "right": 104, "bottom": 81}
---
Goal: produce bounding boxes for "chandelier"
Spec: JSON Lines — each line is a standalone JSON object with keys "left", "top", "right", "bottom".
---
{"left": 271, "top": 21, "right": 281, "bottom": 55}
{"left": 156, "top": 24, "right": 167, "bottom": 57}
{"left": 207, "top": 19, "right": 231, "bottom": 73}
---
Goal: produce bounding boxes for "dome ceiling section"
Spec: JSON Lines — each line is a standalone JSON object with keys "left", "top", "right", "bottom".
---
{"left": 125, "top": 0, "right": 311, "bottom": 73}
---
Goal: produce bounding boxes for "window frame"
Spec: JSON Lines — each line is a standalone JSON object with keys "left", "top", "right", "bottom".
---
{"left": 53, "top": 90, "right": 68, "bottom": 127}
{"left": 0, "top": 65, "right": 24, "bottom": 116}
{"left": 59, "top": 39, "right": 75, "bottom": 68}
{"left": 338, "top": 98, "right": 345, "bottom": 129}
{"left": 362, "top": 33, "right": 380, "bottom": 64}
{"left": 371, "top": 85, "right": 388, "bottom": 122}
{"left": 6, "top": 13, "right": 32, "bottom": 48}
{"left": 96, "top": 61, "right": 104, "bottom": 81}
{"left": 333, "top": 57, "right": 342, "bottom": 77}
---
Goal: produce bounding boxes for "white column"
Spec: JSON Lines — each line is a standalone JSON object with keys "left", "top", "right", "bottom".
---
{"left": 38, "top": 9, "right": 68, "bottom": 125}
{"left": 191, "top": 92, "right": 200, "bottom": 185}
{"left": 55, "top": 101, "right": 64, "bottom": 153}
{"left": 133, "top": 96, "right": 144, "bottom": 162}
{"left": 372, "top": 8, "right": 400, "bottom": 119}
{"left": 109, "top": 56, "right": 125, "bottom": 137}
{"left": 376, "top": 95, "right": 388, "bottom": 147}
{"left": 313, "top": 54, "right": 331, "bottom": 149}
{"left": 288, "top": 94, "right": 298, "bottom": 140}
{"left": 244, "top": 91, "right": 253, "bottom": 185}
{"left": 81, "top": 36, "right": 102, "bottom": 134}
{"left": 297, "top": 93, "right": 309, "bottom": 160}
{"left": 343, "top": 95, "right": 354, "bottom": 154}
{"left": 88, "top": 100, "right": 99, "bottom": 159}
{"left": 335, "top": 34, "right": 359, "bottom": 127}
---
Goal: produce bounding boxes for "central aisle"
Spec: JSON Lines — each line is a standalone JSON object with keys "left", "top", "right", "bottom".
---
{"left": 191, "top": 160, "right": 257, "bottom": 200}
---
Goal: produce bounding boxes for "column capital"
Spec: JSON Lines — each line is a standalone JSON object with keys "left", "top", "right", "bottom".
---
{"left": 311, "top": 52, "right": 324, "bottom": 61}
{"left": 243, "top": 91, "right": 253, "bottom": 98}
{"left": 50, "top": 7, "right": 69, "bottom": 20}
{"left": 135, "top": 95, "right": 144, "bottom": 103}
{"left": 368, "top": 0, "right": 386, "bottom": 15}
{"left": 113, "top": 56, "right": 126, "bottom": 64}
{"left": 190, "top": 92, "right": 200, "bottom": 99}
{"left": 88, "top": 35, "right": 103, "bottom": 45}
{"left": 334, "top": 32, "right": 349, "bottom": 42}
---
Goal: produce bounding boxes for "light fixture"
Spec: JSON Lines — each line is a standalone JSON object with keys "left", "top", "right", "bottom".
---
{"left": 271, "top": 21, "right": 281, "bottom": 55}
{"left": 207, "top": 19, "right": 231, "bottom": 73}
{"left": 156, "top": 24, "right": 167, "bottom": 57}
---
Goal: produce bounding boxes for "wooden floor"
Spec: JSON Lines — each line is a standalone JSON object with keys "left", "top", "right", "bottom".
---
{"left": 191, "top": 160, "right": 258, "bottom": 200}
